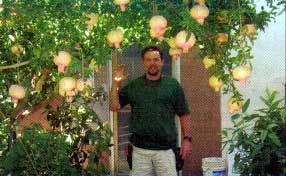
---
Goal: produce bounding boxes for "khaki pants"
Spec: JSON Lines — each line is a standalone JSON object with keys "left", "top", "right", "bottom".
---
{"left": 130, "top": 146, "right": 177, "bottom": 176}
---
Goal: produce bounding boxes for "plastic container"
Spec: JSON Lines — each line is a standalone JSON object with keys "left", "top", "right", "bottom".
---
{"left": 202, "top": 157, "right": 227, "bottom": 176}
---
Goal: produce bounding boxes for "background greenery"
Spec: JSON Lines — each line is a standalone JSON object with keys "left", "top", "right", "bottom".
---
{"left": 222, "top": 89, "right": 286, "bottom": 175}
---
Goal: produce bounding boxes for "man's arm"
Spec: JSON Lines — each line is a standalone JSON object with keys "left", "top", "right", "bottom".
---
{"left": 109, "top": 64, "right": 128, "bottom": 112}
{"left": 179, "top": 113, "right": 192, "bottom": 160}
{"left": 180, "top": 113, "right": 191, "bottom": 138}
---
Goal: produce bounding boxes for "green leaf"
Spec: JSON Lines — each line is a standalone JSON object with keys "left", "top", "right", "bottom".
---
{"left": 271, "top": 99, "right": 283, "bottom": 109}
{"left": 260, "top": 130, "right": 268, "bottom": 141}
{"left": 260, "top": 95, "right": 268, "bottom": 105}
{"left": 32, "top": 49, "right": 41, "bottom": 58}
{"left": 264, "top": 88, "right": 278, "bottom": 105}
{"left": 221, "top": 129, "right": 228, "bottom": 137}
{"left": 244, "top": 114, "right": 260, "bottom": 121}
{"left": 222, "top": 142, "right": 228, "bottom": 150}
{"left": 267, "top": 123, "right": 278, "bottom": 130}
{"left": 242, "top": 99, "right": 250, "bottom": 113}
{"left": 266, "top": 87, "right": 271, "bottom": 97}
{"left": 231, "top": 114, "right": 241, "bottom": 120}
{"left": 269, "top": 92, "right": 278, "bottom": 103}
{"left": 69, "top": 59, "right": 82, "bottom": 72}
{"left": 268, "top": 133, "right": 282, "bottom": 146}
{"left": 280, "top": 109, "right": 286, "bottom": 121}
{"left": 235, "top": 119, "right": 246, "bottom": 127}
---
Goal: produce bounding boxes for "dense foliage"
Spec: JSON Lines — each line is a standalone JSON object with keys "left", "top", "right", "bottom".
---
{"left": 2, "top": 125, "right": 77, "bottom": 175}
{"left": 222, "top": 89, "right": 286, "bottom": 175}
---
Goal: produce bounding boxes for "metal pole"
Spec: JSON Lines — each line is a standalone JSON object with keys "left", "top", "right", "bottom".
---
{"left": 172, "top": 57, "right": 182, "bottom": 176}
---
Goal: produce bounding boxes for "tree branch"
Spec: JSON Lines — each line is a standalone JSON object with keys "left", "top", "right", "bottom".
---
{"left": 0, "top": 61, "right": 30, "bottom": 70}
{"left": 0, "top": 108, "right": 6, "bottom": 120}
{"left": 35, "top": 68, "right": 50, "bottom": 92}
{"left": 18, "top": 138, "right": 39, "bottom": 175}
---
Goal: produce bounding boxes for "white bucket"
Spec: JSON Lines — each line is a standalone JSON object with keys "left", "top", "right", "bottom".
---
{"left": 202, "top": 157, "right": 227, "bottom": 176}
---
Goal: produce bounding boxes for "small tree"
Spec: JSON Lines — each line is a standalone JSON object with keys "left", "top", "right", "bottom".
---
{"left": 222, "top": 89, "right": 286, "bottom": 175}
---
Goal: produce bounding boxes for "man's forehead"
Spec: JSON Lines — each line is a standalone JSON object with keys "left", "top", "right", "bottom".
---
{"left": 143, "top": 51, "right": 161, "bottom": 58}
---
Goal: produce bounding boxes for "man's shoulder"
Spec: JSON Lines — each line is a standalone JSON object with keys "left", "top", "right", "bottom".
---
{"left": 162, "top": 75, "right": 177, "bottom": 81}
{"left": 131, "top": 75, "right": 145, "bottom": 83}
{"left": 161, "top": 76, "right": 180, "bottom": 85}
{"left": 125, "top": 75, "right": 145, "bottom": 86}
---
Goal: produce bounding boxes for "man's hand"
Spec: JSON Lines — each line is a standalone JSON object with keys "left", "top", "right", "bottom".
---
{"left": 109, "top": 64, "right": 129, "bottom": 112}
{"left": 180, "top": 139, "right": 192, "bottom": 160}
{"left": 113, "top": 64, "right": 129, "bottom": 83}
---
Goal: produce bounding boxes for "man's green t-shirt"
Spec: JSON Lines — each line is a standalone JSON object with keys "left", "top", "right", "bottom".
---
{"left": 119, "top": 75, "right": 190, "bottom": 150}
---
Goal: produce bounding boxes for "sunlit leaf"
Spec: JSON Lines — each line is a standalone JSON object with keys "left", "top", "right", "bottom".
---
{"left": 242, "top": 99, "right": 250, "bottom": 113}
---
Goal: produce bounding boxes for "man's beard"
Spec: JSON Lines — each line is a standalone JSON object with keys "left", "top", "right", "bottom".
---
{"left": 148, "top": 71, "right": 159, "bottom": 76}
{"left": 147, "top": 66, "right": 160, "bottom": 76}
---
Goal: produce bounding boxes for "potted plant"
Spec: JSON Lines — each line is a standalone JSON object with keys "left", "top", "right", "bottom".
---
{"left": 222, "top": 89, "right": 286, "bottom": 175}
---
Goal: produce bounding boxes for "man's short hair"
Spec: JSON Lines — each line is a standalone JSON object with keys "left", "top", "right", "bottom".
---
{"left": 141, "top": 45, "right": 163, "bottom": 60}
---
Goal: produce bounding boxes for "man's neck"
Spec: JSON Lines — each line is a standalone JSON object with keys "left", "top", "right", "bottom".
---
{"left": 146, "top": 73, "right": 161, "bottom": 81}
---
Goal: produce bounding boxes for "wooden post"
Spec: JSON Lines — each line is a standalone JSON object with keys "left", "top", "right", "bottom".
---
{"left": 111, "top": 49, "right": 119, "bottom": 175}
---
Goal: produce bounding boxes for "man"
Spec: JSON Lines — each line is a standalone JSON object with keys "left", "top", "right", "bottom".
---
{"left": 109, "top": 46, "right": 192, "bottom": 176}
